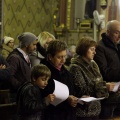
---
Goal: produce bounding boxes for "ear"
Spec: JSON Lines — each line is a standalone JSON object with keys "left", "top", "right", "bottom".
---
{"left": 106, "top": 30, "right": 110, "bottom": 35}
{"left": 48, "top": 54, "right": 52, "bottom": 60}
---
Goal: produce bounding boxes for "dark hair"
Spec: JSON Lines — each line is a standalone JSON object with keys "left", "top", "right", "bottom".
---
{"left": 76, "top": 37, "right": 97, "bottom": 56}
{"left": 46, "top": 40, "right": 67, "bottom": 56}
{"left": 31, "top": 64, "right": 51, "bottom": 80}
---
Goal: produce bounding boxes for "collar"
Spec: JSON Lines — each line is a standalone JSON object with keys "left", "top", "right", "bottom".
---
{"left": 17, "top": 48, "right": 29, "bottom": 62}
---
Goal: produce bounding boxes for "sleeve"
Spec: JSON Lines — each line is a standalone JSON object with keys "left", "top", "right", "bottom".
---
{"left": 94, "top": 45, "right": 120, "bottom": 82}
{"left": 0, "top": 54, "right": 8, "bottom": 66}
{"left": 20, "top": 86, "right": 47, "bottom": 114}
{"left": 6, "top": 55, "right": 21, "bottom": 90}
{"left": 1, "top": 50, "right": 8, "bottom": 60}
{"left": 69, "top": 64, "right": 86, "bottom": 97}
{"left": 0, "top": 67, "right": 11, "bottom": 81}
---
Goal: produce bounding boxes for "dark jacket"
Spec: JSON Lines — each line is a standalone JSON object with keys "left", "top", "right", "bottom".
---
{"left": 37, "top": 43, "right": 47, "bottom": 58}
{"left": 6, "top": 48, "right": 31, "bottom": 92}
{"left": 0, "top": 54, "right": 11, "bottom": 89}
{"left": 41, "top": 59, "right": 76, "bottom": 120}
{"left": 94, "top": 33, "right": 120, "bottom": 82}
{"left": 16, "top": 82, "right": 47, "bottom": 120}
{"left": 94, "top": 33, "right": 120, "bottom": 104}
{"left": 69, "top": 56, "right": 108, "bottom": 117}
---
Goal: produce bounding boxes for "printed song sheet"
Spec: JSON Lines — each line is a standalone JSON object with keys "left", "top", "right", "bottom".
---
{"left": 51, "top": 79, "right": 69, "bottom": 106}
{"left": 112, "top": 82, "right": 120, "bottom": 92}
{"left": 78, "top": 97, "right": 105, "bottom": 103}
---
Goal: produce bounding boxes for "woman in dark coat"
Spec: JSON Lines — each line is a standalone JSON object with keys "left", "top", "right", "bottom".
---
{"left": 41, "top": 40, "right": 78, "bottom": 120}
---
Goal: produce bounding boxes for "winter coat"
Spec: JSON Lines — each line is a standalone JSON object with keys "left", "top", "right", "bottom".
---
{"left": 17, "top": 82, "right": 48, "bottom": 120}
{"left": 94, "top": 33, "right": 120, "bottom": 82}
{"left": 0, "top": 54, "right": 11, "bottom": 89}
{"left": 41, "top": 59, "right": 76, "bottom": 120}
{"left": 2, "top": 44, "right": 13, "bottom": 59}
{"left": 6, "top": 48, "right": 31, "bottom": 92}
{"left": 94, "top": 33, "right": 120, "bottom": 104}
{"left": 29, "top": 43, "right": 46, "bottom": 67}
{"left": 37, "top": 43, "right": 47, "bottom": 58}
{"left": 69, "top": 55, "right": 109, "bottom": 117}
{"left": 29, "top": 50, "right": 44, "bottom": 67}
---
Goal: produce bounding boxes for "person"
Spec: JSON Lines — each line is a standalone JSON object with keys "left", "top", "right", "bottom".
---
{"left": 1, "top": 36, "right": 15, "bottom": 59}
{"left": 30, "top": 31, "right": 55, "bottom": 67}
{"left": 16, "top": 64, "right": 55, "bottom": 120}
{"left": 6, "top": 32, "right": 38, "bottom": 101}
{"left": 65, "top": 45, "right": 76, "bottom": 67}
{"left": 0, "top": 54, "right": 11, "bottom": 89}
{"left": 69, "top": 37, "right": 109, "bottom": 120}
{"left": 41, "top": 40, "right": 78, "bottom": 120}
{"left": 94, "top": 20, "right": 120, "bottom": 118}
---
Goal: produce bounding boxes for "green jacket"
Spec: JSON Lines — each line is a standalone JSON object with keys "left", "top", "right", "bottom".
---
{"left": 2, "top": 44, "right": 13, "bottom": 59}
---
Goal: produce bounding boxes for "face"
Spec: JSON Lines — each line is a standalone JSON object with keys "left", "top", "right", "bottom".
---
{"left": 34, "top": 76, "right": 49, "bottom": 89}
{"left": 107, "top": 26, "right": 120, "bottom": 44}
{"left": 7, "top": 40, "right": 14, "bottom": 48}
{"left": 85, "top": 46, "right": 96, "bottom": 61}
{"left": 44, "top": 37, "right": 53, "bottom": 49}
{"left": 49, "top": 50, "right": 67, "bottom": 69}
{"left": 26, "top": 40, "right": 38, "bottom": 54}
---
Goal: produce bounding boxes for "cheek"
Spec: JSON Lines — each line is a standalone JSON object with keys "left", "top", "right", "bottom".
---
{"left": 52, "top": 59, "right": 60, "bottom": 66}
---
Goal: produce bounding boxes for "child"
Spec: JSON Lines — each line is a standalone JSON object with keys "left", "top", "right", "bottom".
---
{"left": 16, "top": 64, "right": 55, "bottom": 120}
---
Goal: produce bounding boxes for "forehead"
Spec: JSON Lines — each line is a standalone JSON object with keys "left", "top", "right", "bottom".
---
{"left": 55, "top": 50, "right": 67, "bottom": 56}
{"left": 31, "top": 40, "right": 38, "bottom": 44}
{"left": 112, "top": 23, "right": 120, "bottom": 31}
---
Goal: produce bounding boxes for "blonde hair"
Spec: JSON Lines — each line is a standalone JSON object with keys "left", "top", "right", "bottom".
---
{"left": 38, "top": 31, "right": 55, "bottom": 48}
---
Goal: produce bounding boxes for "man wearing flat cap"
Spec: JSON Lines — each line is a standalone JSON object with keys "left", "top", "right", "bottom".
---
{"left": 6, "top": 32, "right": 38, "bottom": 102}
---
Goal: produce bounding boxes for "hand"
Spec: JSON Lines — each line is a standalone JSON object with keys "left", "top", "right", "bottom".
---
{"left": 106, "top": 82, "right": 115, "bottom": 91}
{"left": 0, "top": 64, "right": 6, "bottom": 69}
{"left": 68, "top": 95, "right": 78, "bottom": 107}
{"left": 46, "top": 94, "right": 55, "bottom": 103}
{"left": 118, "top": 86, "right": 120, "bottom": 92}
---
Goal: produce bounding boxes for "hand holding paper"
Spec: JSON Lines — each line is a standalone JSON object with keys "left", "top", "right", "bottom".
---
{"left": 68, "top": 95, "right": 78, "bottom": 107}
{"left": 106, "top": 82, "right": 120, "bottom": 92}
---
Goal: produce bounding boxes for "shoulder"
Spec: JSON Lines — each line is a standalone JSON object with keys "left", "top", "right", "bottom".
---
{"left": 17, "top": 82, "right": 39, "bottom": 96}
{"left": 91, "top": 60, "right": 100, "bottom": 72}
{"left": 7, "top": 49, "right": 22, "bottom": 60}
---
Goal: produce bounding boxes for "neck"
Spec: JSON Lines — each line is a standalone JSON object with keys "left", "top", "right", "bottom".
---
{"left": 82, "top": 56, "right": 91, "bottom": 64}
{"left": 21, "top": 47, "right": 28, "bottom": 55}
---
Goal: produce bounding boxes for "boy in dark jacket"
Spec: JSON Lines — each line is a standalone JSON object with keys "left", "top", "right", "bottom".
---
{"left": 16, "top": 64, "right": 55, "bottom": 120}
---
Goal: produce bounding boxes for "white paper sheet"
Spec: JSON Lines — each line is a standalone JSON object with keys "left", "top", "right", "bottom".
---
{"left": 51, "top": 79, "right": 69, "bottom": 106}
{"left": 78, "top": 97, "right": 105, "bottom": 103}
{"left": 112, "top": 82, "right": 120, "bottom": 92}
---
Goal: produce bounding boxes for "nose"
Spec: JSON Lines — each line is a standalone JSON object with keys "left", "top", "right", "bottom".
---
{"left": 34, "top": 45, "right": 37, "bottom": 50}
{"left": 94, "top": 51, "right": 96, "bottom": 54}
{"left": 61, "top": 56, "right": 66, "bottom": 63}
{"left": 45, "top": 80, "right": 48, "bottom": 85}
